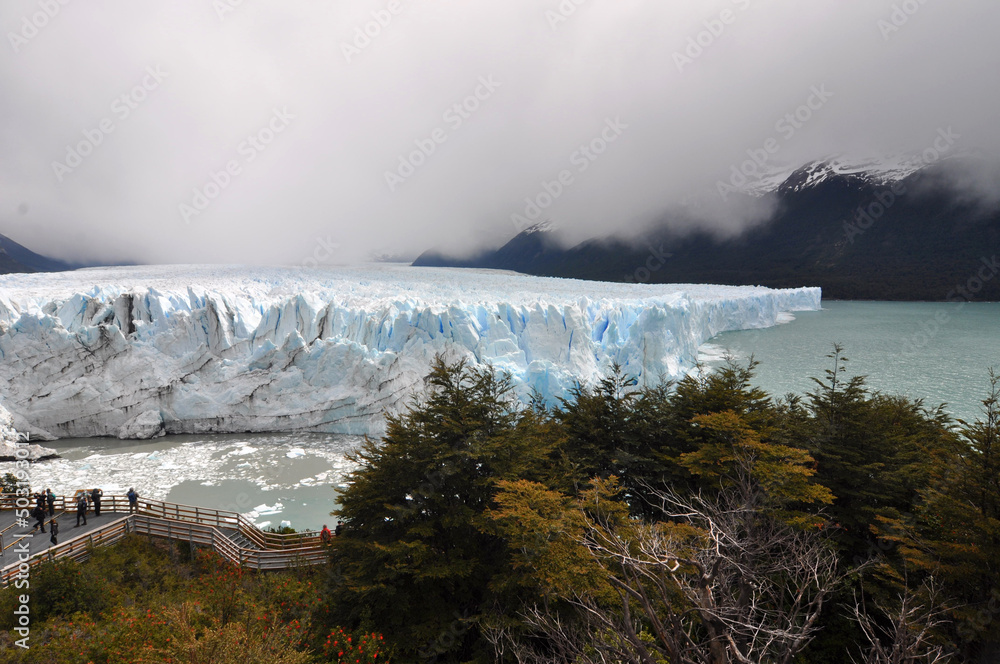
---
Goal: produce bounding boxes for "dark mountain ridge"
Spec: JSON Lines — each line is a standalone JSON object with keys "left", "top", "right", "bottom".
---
{"left": 0, "top": 232, "right": 80, "bottom": 274}
{"left": 415, "top": 160, "right": 1000, "bottom": 301}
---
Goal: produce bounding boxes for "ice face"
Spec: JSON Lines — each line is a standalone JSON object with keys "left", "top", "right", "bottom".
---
{"left": 0, "top": 399, "right": 56, "bottom": 460}
{"left": 0, "top": 264, "right": 821, "bottom": 439}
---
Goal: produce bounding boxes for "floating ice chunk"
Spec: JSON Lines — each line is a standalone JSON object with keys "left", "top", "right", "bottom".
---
{"left": 253, "top": 502, "right": 284, "bottom": 516}
{"left": 286, "top": 448, "right": 306, "bottom": 458}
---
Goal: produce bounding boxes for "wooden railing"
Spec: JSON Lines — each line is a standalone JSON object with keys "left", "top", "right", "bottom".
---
{"left": 0, "top": 515, "right": 134, "bottom": 587}
{"left": 1, "top": 494, "right": 322, "bottom": 545}
{"left": 129, "top": 515, "right": 327, "bottom": 571}
{"left": 0, "top": 494, "right": 329, "bottom": 585}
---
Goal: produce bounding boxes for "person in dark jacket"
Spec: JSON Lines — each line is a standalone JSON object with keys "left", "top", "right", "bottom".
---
{"left": 126, "top": 488, "right": 138, "bottom": 514}
{"left": 75, "top": 493, "right": 88, "bottom": 527}
{"left": 46, "top": 488, "right": 55, "bottom": 517}
{"left": 31, "top": 505, "right": 45, "bottom": 533}
{"left": 35, "top": 492, "right": 45, "bottom": 512}
{"left": 49, "top": 518, "right": 59, "bottom": 546}
{"left": 90, "top": 488, "right": 103, "bottom": 517}
{"left": 334, "top": 521, "right": 344, "bottom": 536}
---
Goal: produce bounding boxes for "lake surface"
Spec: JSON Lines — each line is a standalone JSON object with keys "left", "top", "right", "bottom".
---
{"left": 10, "top": 301, "right": 998, "bottom": 531}
{"left": 700, "top": 301, "right": 1000, "bottom": 425}
{"left": 20, "top": 433, "right": 361, "bottom": 533}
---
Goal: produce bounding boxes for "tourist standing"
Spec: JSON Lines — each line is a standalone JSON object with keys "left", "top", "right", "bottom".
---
{"left": 91, "top": 487, "right": 103, "bottom": 517}
{"left": 49, "top": 519, "right": 59, "bottom": 546}
{"left": 46, "top": 488, "right": 55, "bottom": 517}
{"left": 321, "top": 524, "right": 332, "bottom": 545}
{"left": 75, "top": 493, "right": 88, "bottom": 527}
{"left": 127, "top": 487, "right": 139, "bottom": 514}
{"left": 31, "top": 504, "right": 46, "bottom": 533}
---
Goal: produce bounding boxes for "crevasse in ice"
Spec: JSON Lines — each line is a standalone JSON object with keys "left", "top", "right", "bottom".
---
{"left": 0, "top": 265, "right": 820, "bottom": 440}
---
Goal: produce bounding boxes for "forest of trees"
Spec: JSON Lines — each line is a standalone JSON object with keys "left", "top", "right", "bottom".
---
{"left": 2, "top": 350, "right": 998, "bottom": 663}
{"left": 324, "top": 350, "right": 1000, "bottom": 663}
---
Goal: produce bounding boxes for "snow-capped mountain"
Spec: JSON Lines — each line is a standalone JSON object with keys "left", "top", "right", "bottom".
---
{"left": 773, "top": 154, "right": 939, "bottom": 195}
{"left": 0, "top": 264, "right": 819, "bottom": 440}
{"left": 416, "top": 154, "right": 999, "bottom": 301}
{"left": 734, "top": 153, "right": 953, "bottom": 198}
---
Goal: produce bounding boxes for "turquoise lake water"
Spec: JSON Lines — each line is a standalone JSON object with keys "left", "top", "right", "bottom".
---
{"left": 700, "top": 301, "right": 1000, "bottom": 425}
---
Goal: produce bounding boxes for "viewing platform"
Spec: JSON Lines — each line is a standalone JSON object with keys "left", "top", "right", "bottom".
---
{"left": 0, "top": 494, "right": 328, "bottom": 586}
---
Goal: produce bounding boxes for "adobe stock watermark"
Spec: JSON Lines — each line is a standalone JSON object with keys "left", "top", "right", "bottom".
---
{"left": 843, "top": 127, "right": 959, "bottom": 244}
{"left": 384, "top": 75, "right": 502, "bottom": 193}
{"left": 213, "top": 0, "right": 249, "bottom": 22}
{"left": 217, "top": 491, "right": 252, "bottom": 514}
{"left": 511, "top": 117, "right": 628, "bottom": 233}
{"left": 673, "top": 0, "right": 752, "bottom": 73}
{"left": 877, "top": 0, "right": 931, "bottom": 41}
{"left": 51, "top": 66, "right": 168, "bottom": 184}
{"left": 8, "top": 0, "right": 72, "bottom": 54}
{"left": 10, "top": 432, "right": 34, "bottom": 650}
{"left": 957, "top": 588, "right": 1000, "bottom": 647}
{"left": 301, "top": 236, "right": 341, "bottom": 268}
{"left": 898, "top": 256, "right": 998, "bottom": 358}
{"left": 179, "top": 107, "right": 295, "bottom": 224}
{"left": 624, "top": 244, "right": 673, "bottom": 283}
{"left": 545, "top": 0, "right": 588, "bottom": 31}
{"left": 418, "top": 610, "right": 471, "bottom": 662}
{"left": 716, "top": 84, "right": 834, "bottom": 200}
{"left": 340, "top": 0, "right": 409, "bottom": 64}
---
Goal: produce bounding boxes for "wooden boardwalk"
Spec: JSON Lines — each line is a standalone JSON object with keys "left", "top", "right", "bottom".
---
{"left": 0, "top": 494, "right": 328, "bottom": 585}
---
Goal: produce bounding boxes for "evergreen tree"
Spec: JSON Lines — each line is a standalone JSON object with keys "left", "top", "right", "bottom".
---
{"left": 323, "top": 359, "right": 561, "bottom": 663}
{"left": 806, "top": 346, "right": 957, "bottom": 564}
{"left": 803, "top": 346, "right": 961, "bottom": 664}
{"left": 553, "top": 363, "right": 639, "bottom": 484}
{"left": 679, "top": 409, "right": 833, "bottom": 519}
{"left": 883, "top": 371, "right": 1000, "bottom": 660}
{"left": 654, "top": 357, "right": 777, "bottom": 488}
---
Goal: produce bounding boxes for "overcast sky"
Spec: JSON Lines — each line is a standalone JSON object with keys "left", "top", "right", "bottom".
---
{"left": 1, "top": 0, "right": 998, "bottom": 266}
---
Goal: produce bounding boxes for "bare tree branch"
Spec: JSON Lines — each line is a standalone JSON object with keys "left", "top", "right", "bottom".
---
{"left": 850, "top": 579, "right": 955, "bottom": 664}
{"left": 491, "top": 471, "right": 854, "bottom": 664}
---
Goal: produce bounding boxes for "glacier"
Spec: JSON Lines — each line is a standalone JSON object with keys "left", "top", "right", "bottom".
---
{"left": 0, "top": 264, "right": 820, "bottom": 440}
{"left": 0, "top": 399, "right": 56, "bottom": 460}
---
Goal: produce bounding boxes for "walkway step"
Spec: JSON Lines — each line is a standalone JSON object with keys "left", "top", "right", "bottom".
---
{"left": 223, "top": 529, "right": 262, "bottom": 550}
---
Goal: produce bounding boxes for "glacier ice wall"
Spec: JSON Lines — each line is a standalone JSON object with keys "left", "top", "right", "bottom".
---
{"left": 0, "top": 265, "right": 820, "bottom": 439}
{"left": 0, "top": 399, "right": 56, "bottom": 460}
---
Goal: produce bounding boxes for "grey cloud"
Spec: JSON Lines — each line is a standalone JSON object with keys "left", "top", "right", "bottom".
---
{"left": 1, "top": 0, "right": 998, "bottom": 265}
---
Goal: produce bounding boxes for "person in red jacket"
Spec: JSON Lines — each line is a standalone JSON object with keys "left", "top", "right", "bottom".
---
{"left": 320, "top": 524, "right": 333, "bottom": 545}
